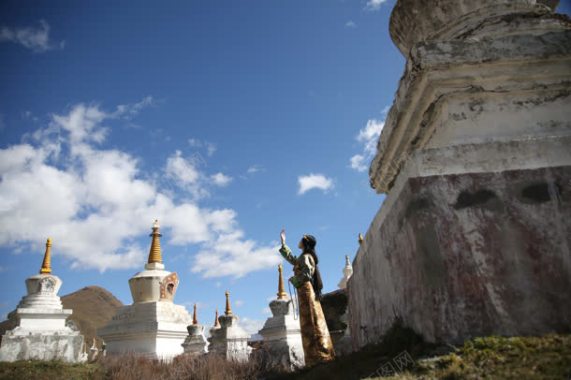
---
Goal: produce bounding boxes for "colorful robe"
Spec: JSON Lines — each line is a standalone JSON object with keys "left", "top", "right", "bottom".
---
{"left": 280, "top": 244, "right": 335, "bottom": 366}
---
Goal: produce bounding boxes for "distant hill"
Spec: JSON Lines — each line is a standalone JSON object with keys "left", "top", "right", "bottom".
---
{"left": 62, "top": 286, "right": 123, "bottom": 349}
{"left": 0, "top": 286, "right": 123, "bottom": 350}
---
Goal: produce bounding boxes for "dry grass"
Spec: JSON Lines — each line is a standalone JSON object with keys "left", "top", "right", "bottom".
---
{"left": 1, "top": 334, "right": 569, "bottom": 379}
{"left": 101, "top": 354, "right": 266, "bottom": 380}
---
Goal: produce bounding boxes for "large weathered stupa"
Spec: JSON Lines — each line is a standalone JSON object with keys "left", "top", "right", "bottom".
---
{"left": 349, "top": 0, "right": 571, "bottom": 348}
{"left": 98, "top": 220, "right": 192, "bottom": 360}
{"left": 0, "top": 239, "right": 85, "bottom": 362}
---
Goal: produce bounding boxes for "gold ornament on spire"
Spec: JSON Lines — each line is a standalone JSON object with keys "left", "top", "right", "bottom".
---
{"left": 40, "top": 238, "right": 52, "bottom": 274}
{"left": 213, "top": 308, "right": 221, "bottom": 328}
{"left": 193, "top": 304, "right": 198, "bottom": 325}
{"left": 147, "top": 219, "right": 163, "bottom": 264}
{"left": 358, "top": 233, "right": 364, "bottom": 245}
{"left": 225, "top": 290, "right": 233, "bottom": 316}
{"left": 277, "top": 264, "right": 287, "bottom": 300}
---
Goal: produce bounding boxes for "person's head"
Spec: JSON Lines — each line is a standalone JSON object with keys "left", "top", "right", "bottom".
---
{"left": 298, "top": 234, "right": 317, "bottom": 253}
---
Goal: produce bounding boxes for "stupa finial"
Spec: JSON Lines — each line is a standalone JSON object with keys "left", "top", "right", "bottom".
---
{"left": 277, "top": 264, "right": 287, "bottom": 300}
{"left": 358, "top": 233, "right": 364, "bottom": 245}
{"left": 147, "top": 219, "right": 163, "bottom": 264}
{"left": 213, "top": 308, "right": 221, "bottom": 328}
{"left": 40, "top": 238, "right": 52, "bottom": 274}
{"left": 193, "top": 304, "right": 198, "bottom": 325}
{"left": 225, "top": 291, "right": 233, "bottom": 316}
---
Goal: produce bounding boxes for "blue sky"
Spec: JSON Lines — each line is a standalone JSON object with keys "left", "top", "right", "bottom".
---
{"left": 1, "top": 1, "right": 569, "bottom": 335}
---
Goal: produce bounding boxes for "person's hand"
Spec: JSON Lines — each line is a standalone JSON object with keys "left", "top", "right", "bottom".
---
{"left": 280, "top": 229, "right": 286, "bottom": 246}
{"left": 289, "top": 276, "right": 301, "bottom": 288}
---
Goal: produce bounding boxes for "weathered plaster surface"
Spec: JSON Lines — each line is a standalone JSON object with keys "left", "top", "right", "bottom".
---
{"left": 0, "top": 334, "right": 84, "bottom": 362}
{"left": 98, "top": 301, "right": 191, "bottom": 360}
{"left": 349, "top": 0, "right": 571, "bottom": 349}
{"left": 349, "top": 166, "right": 571, "bottom": 347}
{"left": 370, "top": 6, "right": 571, "bottom": 193}
{"left": 258, "top": 299, "right": 304, "bottom": 370}
{"left": 208, "top": 315, "right": 251, "bottom": 362}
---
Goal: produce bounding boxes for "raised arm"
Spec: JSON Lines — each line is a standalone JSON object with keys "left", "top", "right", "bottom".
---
{"left": 279, "top": 244, "right": 297, "bottom": 266}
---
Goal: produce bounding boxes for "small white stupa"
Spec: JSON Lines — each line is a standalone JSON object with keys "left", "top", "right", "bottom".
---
{"left": 98, "top": 220, "right": 192, "bottom": 360}
{"left": 181, "top": 304, "right": 208, "bottom": 355}
{"left": 338, "top": 255, "right": 353, "bottom": 290}
{"left": 258, "top": 264, "right": 304, "bottom": 370}
{"left": 208, "top": 291, "right": 251, "bottom": 362}
{"left": 0, "top": 238, "right": 85, "bottom": 362}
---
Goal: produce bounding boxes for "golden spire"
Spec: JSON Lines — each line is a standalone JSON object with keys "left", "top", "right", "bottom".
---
{"left": 193, "top": 304, "right": 198, "bottom": 325}
{"left": 358, "top": 233, "right": 364, "bottom": 245}
{"left": 224, "top": 291, "right": 233, "bottom": 316}
{"left": 277, "top": 264, "right": 287, "bottom": 300}
{"left": 40, "top": 238, "right": 52, "bottom": 274}
{"left": 213, "top": 308, "right": 221, "bottom": 328}
{"left": 147, "top": 219, "right": 163, "bottom": 264}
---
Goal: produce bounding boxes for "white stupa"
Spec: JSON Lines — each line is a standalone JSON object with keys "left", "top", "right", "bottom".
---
{"left": 258, "top": 264, "right": 304, "bottom": 370}
{"left": 0, "top": 239, "right": 85, "bottom": 362}
{"left": 98, "top": 220, "right": 192, "bottom": 360}
{"left": 181, "top": 304, "right": 208, "bottom": 355}
{"left": 338, "top": 255, "right": 353, "bottom": 290}
{"left": 208, "top": 291, "right": 251, "bottom": 362}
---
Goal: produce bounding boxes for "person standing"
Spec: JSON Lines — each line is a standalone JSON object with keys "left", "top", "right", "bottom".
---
{"left": 279, "top": 229, "right": 335, "bottom": 366}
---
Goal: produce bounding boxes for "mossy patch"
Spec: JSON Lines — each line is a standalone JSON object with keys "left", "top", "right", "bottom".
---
{"left": 373, "top": 334, "right": 571, "bottom": 380}
{"left": 0, "top": 360, "right": 102, "bottom": 380}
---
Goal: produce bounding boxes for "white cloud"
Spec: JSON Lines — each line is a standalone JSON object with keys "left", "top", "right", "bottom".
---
{"left": 349, "top": 118, "right": 385, "bottom": 172}
{"left": 297, "top": 174, "right": 334, "bottom": 195}
{"left": 115, "top": 96, "right": 154, "bottom": 118}
{"left": 0, "top": 20, "right": 63, "bottom": 53}
{"left": 246, "top": 165, "right": 263, "bottom": 175}
{"left": 239, "top": 317, "right": 265, "bottom": 336}
{"left": 234, "top": 299, "right": 244, "bottom": 307}
{"left": 210, "top": 172, "right": 232, "bottom": 187}
{"left": 357, "top": 119, "right": 384, "bottom": 146}
{"left": 192, "top": 231, "right": 281, "bottom": 278}
{"left": 165, "top": 151, "right": 215, "bottom": 199}
{"left": 206, "top": 143, "right": 217, "bottom": 157}
{"left": 188, "top": 138, "right": 217, "bottom": 157}
{"left": 365, "top": 0, "right": 388, "bottom": 11}
{"left": 345, "top": 20, "right": 357, "bottom": 28}
{"left": 350, "top": 154, "right": 367, "bottom": 172}
{"left": 0, "top": 100, "right": 279, "bottom": 277}
{"left": 165, "top": 154, "right": 232, "bottom": 197}
{"left": 166, "top": 150, "right": 200, "bottom": 186}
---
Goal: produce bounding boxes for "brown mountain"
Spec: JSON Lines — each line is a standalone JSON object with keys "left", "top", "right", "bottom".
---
{"left": 61, "top": 286, "right": 123, "bottom": 349}
{"left": 0, "top": 285, "right": 123, "bottom": 350}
